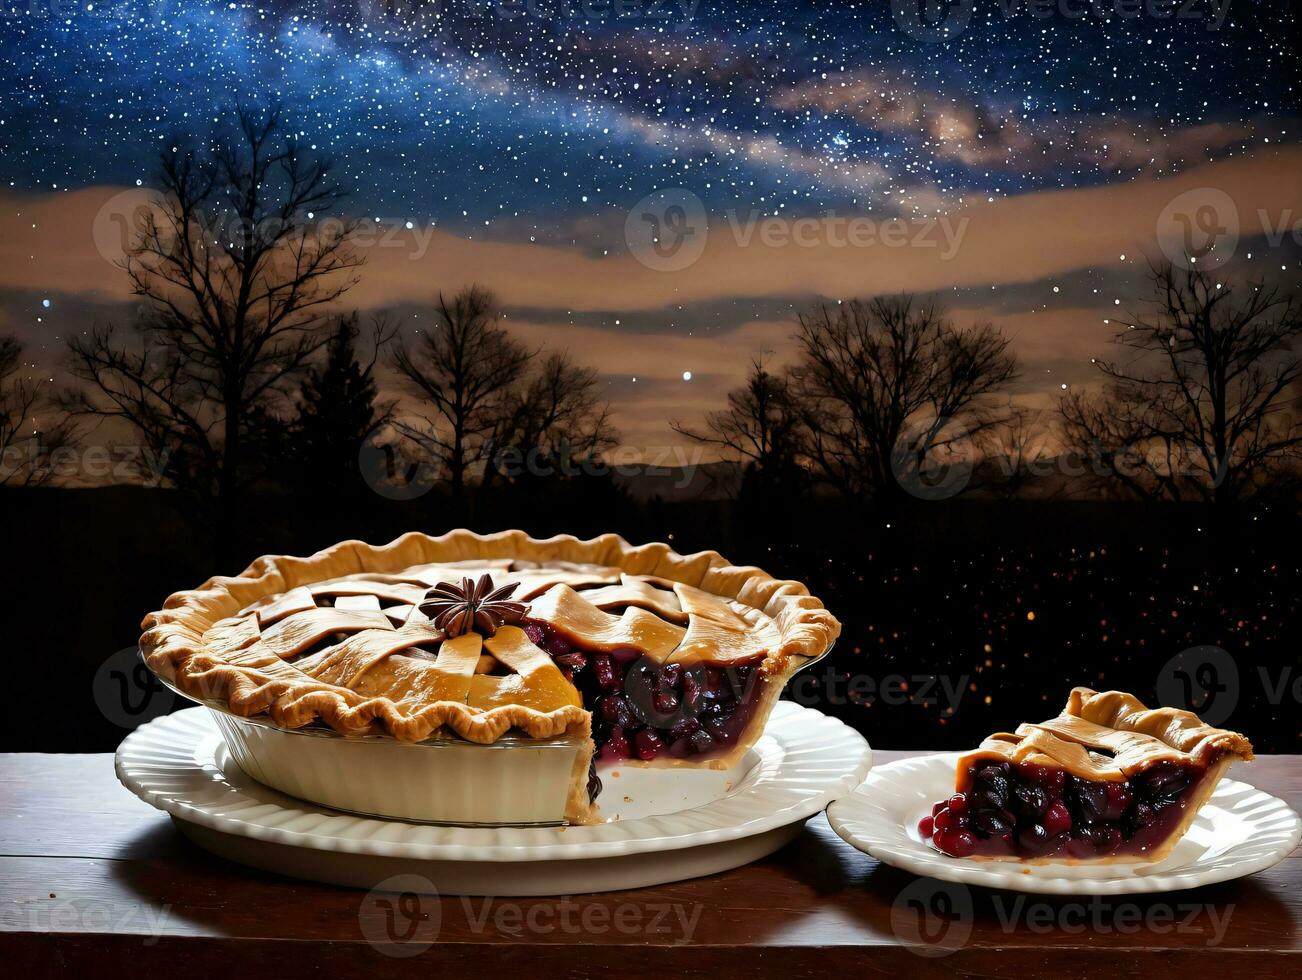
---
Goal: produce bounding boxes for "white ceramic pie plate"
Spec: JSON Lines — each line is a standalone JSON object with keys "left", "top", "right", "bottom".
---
{"left": 116, "top": 702, "right": 871, "bottom": 895}
{"left": 827, "top": 753, "right": 1300, "bottom": 895}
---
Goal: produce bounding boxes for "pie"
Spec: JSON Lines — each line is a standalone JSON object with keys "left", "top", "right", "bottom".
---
{"left": 140, "top": 529, "right": 841, "bottom": 824}
{"left": 917, "top": 687, "right": 1253, "bottom": 862}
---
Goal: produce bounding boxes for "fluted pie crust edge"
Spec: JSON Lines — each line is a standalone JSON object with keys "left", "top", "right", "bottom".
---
{"left": 140, "top": 529, "right": 841, "bottom": 746}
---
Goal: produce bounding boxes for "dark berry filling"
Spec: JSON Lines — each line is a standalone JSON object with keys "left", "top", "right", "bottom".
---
{"left": 522, "top": 618, "right": 765, "bottom": 770}
{"left": 918, "top": 758, "right": 1211, "bottom": 860}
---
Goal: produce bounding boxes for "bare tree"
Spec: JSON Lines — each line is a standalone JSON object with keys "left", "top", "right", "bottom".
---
{"left": 670, "top": 353, "right": 803, "bottom": 496}
{"left": 489, "top": 351, "right": 617, "bottom": 482}
{"left": 1, "top": 335, "right": 75, "bottom": 486}
{"left": 791, "top": 295, "right": 1018, "bottom": 500}
{"left": 976, "top": 407, "right": 1052, "bottom": 499}
{"left": 1060, "top": 263, "right": 1302, "bottom": 505}
{"left": 390, "top": 286, "right": 532, "bottom": 504}
{"left": 63, "top": 106, "right": 360, "bottom": 539}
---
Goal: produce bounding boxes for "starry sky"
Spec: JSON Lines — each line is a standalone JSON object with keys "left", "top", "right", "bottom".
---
{"left": 1, "top": 0, "right": 1299, "bottom": 456}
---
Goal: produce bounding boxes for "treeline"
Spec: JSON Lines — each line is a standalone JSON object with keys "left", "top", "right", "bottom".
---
{"left": 675, "top": 265, "right": 1302, "bottom": 512}
{"left": 3, "top": 107, "right": 1300, "bottom": 563}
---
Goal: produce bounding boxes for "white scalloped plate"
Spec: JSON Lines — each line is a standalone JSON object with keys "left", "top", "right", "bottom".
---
{"left": 827, "top": 753, "right": 1300, "bottom": 895}
{"left": 116, "top": 702, "right": 871, "bottom": 895}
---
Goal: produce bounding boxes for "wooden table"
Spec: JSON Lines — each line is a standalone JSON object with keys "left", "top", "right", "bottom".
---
{"left": 1, "top": 751, "right": 1296, "bottom": 978}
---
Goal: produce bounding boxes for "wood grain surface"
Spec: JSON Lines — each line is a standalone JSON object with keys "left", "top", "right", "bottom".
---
{"left": 1, "top": 750, "right": 1297, "bottom": 978}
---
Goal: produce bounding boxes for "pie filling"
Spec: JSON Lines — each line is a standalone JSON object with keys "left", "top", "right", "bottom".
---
{"left": 521, "top": 618, "right": 765, "bottom": 765}
{"left": 918, "top": 757, "right": 1218, "bottom": 860}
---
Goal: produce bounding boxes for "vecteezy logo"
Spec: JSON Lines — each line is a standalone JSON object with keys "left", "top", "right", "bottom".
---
{"left": 357, "top": 417, "right": 440, "bottom": 501}
{"left": 91, "top": 189, "right": 158, "bottom": 265}
{"left": 1157, "top": 645, "right": 1240, "bottom": 727}
{"left": 625, "top": 188, "right": 708, "bottom": 271}
{"left": 890, "top": 877, "right": 973, "bottom": 957}
{"left": 358, "top": 874, "right": 442, "bottom": 957}
{"left": 91, "top": 646, "right": 176, "bottom": 730}
{"left": 891, "top": 416, "right": 974, "bottom": 501}
{"left": 891, "top": 0, "right": 973, "bottom": 43}
{"left": 1156, "top": 187, "right": 1239, "bottom": 270}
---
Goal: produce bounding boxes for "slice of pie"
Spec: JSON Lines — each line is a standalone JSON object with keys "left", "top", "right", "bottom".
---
{"left": 140, "top": 529, "right": 840, "bottom": 824}
{"left": 918, "top": 687, "right": 1253, "bottom": 862}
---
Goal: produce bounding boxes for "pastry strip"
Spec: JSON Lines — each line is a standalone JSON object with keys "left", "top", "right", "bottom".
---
{"left": 259, "top": 608, "right": 393, "bottom": 659}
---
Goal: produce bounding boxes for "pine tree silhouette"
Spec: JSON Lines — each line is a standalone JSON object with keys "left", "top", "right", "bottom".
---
{"left": 289, "top": 313, "right": 393, "bottom": 495}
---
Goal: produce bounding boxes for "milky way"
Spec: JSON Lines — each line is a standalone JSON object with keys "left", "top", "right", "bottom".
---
{"left": 1, "top": 1, "right": 1299, "bottom": 453}
{"left": 1, "top": 0, "right": 1295, "bottom": 238}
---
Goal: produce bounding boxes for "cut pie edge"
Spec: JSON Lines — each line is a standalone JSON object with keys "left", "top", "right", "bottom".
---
{"left": 954, "top": 754, "right": 1238, "bottom": 865}
{"left": 140, "top": 529, "right": 840, "bottom": 755}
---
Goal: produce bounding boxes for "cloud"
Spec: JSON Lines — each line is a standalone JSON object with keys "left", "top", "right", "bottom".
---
{"left": 498, "top": 316, "right": 798, "bottom": 451}
{"left": 4, "top": 145, "right": 1300, "bottom": 457}
{"left": 573, "top": 33, "right": 769, "bottom": 85}
{"left": 4, "top": 146, "right": 1299, "bottom": 315}
{"left": 411, "top": 146, "right": 1298, "bottom": 310}
{"left": 769, "top": 70, "right": 1255, "bottom": 172}
{"left": 620, "top": 114, "right": 894, "bottom": 192}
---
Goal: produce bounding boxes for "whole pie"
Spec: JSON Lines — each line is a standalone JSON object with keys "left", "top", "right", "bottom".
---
{"left": 918, "top": 687, "right": 1253, "bottom": 862}
{"left": 140, "top": 529, "right": 841, "bottom": 824}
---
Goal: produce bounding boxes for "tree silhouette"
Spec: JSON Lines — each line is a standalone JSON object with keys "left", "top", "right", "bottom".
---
{"left": 1060, "top": 263, "right": 1302, "bottom": 505}
{"left": 1, "top": 334, "right": 75, "bottom": 487}
{"left": 488, "top": 351, "right": 617, "bottom": 485}
{"left": 791, "top": 295, "right": 1018, "bottom": 500}
{"left": 975, "top": 407, "right": 1052, "bottom": 499}
{"left": 283, "top": 313, "right": 395, "bottom": 494}
{"left": 62, "top": 106, "right": 360, "bottom": 548}
{"left": 670, "top": 353, "right": 803, "bottom": 499}
{"left": 390, "top": 286, "right": 532, "bottom": 506}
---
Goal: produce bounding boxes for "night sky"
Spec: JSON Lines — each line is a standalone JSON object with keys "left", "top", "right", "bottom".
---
{"left": 1, "top": 1, "right": 1299, "bottom": 454}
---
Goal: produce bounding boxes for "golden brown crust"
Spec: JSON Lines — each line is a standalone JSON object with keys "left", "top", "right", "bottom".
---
{"left": 140, "top": 529, "right": 841, "bottom": 750}
{"left": 961, "top": 686, "right": 1253, "bottom": 781}
{"left": 1064, "top": 687, "right": 1254, "bottom": 762}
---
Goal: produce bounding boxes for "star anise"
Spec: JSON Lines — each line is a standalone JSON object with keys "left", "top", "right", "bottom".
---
{"left": 419, "top": 574, "right": 527, "bottom": 637}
